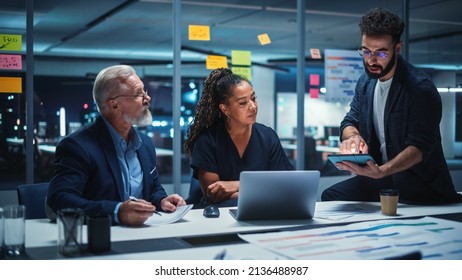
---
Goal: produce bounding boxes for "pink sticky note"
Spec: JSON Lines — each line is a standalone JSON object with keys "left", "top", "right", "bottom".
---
{"left": 0, "top": 54, "right": 22, "bottom": 70}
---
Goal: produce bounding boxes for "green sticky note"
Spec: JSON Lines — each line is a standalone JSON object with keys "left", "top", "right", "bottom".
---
{"left": 231, "top": 50, "right": 251, "bottom": 66}
{"left": 232, "top": 67, "right": 251, "bottom": 81}
{"left": 0, "top": 34, "right": 22, "bottom": 51}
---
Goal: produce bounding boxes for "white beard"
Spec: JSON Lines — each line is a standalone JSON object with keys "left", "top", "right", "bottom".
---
{"left": 123, "top": 108, "right": 152, "bottom": 127}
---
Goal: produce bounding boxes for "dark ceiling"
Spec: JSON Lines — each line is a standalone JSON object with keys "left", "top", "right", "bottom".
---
{"left": 1, "top": 0, "right": 462, "bottom": 77}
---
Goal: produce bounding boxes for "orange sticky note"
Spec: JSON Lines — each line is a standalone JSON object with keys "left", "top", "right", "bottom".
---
{"left": 188, "top": 25, "right": 210, "bottom": 41}
{"left": 0, "top": 77, "right": 22, "bottom": 93}
{"left": 257, "top": 33, "right": 271, "bottom": 45}
{"left": 206, "top": 55, "right": 228, "bottom": 70}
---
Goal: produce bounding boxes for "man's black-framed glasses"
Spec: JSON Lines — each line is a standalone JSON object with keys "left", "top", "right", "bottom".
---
{"left": 357, "top": 48, "right": 388, "bottom": 60}
{"left": 109, "top": 89, "right": 148, "bottom": 101}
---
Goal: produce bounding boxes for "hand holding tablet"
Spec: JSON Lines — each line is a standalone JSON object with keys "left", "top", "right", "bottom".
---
{"left": 327, "top": 154, "right": 375, "bottom": 169}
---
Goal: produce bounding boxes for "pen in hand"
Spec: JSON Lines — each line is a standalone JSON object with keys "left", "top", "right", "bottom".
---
{"left": 129, "top": 196, "right": 162, "bottom": 216}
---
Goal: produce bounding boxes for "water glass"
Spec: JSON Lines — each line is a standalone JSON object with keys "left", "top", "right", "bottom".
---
{"left": 3, "top": 205, "right": 26, "bottom": 256}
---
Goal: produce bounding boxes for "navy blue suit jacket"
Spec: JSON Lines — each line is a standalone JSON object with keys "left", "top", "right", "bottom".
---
{"left": 341, "top": 56, "right": 461, "bottom": 203}
{"left": 47, "top": 116, "right": 167, "bottom": 216}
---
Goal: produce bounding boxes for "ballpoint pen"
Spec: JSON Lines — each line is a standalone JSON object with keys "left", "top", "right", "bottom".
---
{"left": 129, "top": 196, "right": 162, "bottom": 216}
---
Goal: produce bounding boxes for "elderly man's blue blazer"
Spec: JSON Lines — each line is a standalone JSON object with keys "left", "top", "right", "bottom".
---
{"left": 47, "top": 116, "right": 167, "bottom": 217}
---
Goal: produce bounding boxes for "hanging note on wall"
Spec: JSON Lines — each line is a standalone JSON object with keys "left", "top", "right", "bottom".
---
{"left": 310, "top": 74, "right": 320, "bottom": 86}
{"left": 257, "top": 33, "right": 271, "bottom": 45}
{"left": 0, "top": 77, "right": 22, "bottom": 93}
{"left": 206, "top": 55, "right": 228, "bottom": 70}
{"left": 0, "top": 34, "right": 22, "bottom": 51}
{"left": 232, "top": 67, "right": 251, "bottom": 81}
{"left": 188, "top": 25, "right": 210, "bottom": 41}
{"left": 310, "top": 48, "right": 322, "bottom": 59}
{"left": 231, "top": 50, "right": 251, "bottom": 66}
{"left": 0, "top": 54, "right": 22, "bottom": 70}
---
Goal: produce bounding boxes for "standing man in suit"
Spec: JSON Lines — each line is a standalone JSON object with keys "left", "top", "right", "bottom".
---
{"left": 47, "top": 65, "right": 185, "bottom": 226}
{"left": 322, "top": 8, "right": 461, "bottom": 204}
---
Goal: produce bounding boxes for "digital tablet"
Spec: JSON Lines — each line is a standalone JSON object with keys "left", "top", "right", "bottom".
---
{"left": 328, "top": 154, "right": 375, "bottom": 169}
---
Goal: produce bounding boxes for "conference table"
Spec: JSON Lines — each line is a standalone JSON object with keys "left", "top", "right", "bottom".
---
{"left": 14, "top": 201, "right": 462, "bottom": 260}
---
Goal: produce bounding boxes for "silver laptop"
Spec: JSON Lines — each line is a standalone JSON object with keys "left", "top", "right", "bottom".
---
{"left": 230, "top": 170, "right": 320, "bottom": 220}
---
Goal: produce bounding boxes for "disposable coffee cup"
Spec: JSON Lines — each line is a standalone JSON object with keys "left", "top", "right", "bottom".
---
{"left": 380, "top": 189, "right": 399, "bottom": 216}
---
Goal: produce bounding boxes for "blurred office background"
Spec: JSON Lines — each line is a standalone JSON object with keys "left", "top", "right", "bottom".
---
{"left": 1, "top": 0, "right": 462, "bottom": 203}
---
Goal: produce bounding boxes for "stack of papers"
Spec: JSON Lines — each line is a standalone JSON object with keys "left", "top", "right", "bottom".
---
{"left": 145, "top": 204, "right": 193, "bottom": 225}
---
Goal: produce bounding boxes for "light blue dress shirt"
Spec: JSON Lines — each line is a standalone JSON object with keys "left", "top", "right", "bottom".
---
{"left": 102, "top": 118, "right": 143, "bottom": 223}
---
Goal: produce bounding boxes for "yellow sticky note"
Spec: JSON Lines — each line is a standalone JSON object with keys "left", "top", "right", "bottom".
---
{"left": 0, "top": 77, "right": 22, "bottom": 93}
{"left": 206, "top": 55, "right": 228, "bottom": 70}
{"left": 257, "top": 33, "right": 271, "bottom": 45}
{"left": 188, "top": 25, "right": 210, "bottom": 41}
{"left": 0, "top": 34, "right": 22, "bottom": 51}
{"left": 232, "top": 67, "right": 251, "bottom": 81}
{"left": 231, "top": 50, "right": 251, "bottom": 66}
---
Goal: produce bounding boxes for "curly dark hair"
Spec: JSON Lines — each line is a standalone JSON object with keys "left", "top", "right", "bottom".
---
{"left": 184, "top": 68, "right": 249, "bottom": 155}
{"left": 359, "top": 7, "right": 405, "bottom": 44}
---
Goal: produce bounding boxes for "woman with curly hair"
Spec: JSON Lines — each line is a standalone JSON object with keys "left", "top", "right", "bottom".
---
{"left": 184, "top": 68, "right": 293, "bottom": 207}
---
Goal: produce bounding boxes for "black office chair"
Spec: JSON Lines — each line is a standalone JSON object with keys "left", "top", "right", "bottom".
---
{"left": 304, "top": 136, "right": 323, "bottom": 170}
{"left": 185, "top": 177, "right": 207, "bottom": 209}
{"left": 17, "top": 182, "right": 49, "bottom": 219}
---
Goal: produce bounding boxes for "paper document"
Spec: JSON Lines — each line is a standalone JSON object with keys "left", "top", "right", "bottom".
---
{"left": 239, "top": 216, "right": 462, "bottom": 260}
{"left": 145, "top": 204, "right": 193, "bottom": 225}
{"left": 315, "top": 202, "right": 376, "bottom": 220}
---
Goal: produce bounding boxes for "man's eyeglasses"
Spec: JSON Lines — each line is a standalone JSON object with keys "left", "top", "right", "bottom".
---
{"left": 109, "top": 90, "right": 148, "bottom": 101}
{"left": 358, "top": 48, "right": 389, "bottom": 60}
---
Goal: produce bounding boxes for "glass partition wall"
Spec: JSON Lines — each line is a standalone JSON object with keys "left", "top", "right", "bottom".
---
{"left": 1, "top": 0, "right": 461, "bottom": 196}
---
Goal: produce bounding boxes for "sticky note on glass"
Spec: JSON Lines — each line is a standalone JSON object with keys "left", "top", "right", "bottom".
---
{"left": 310, "top": 48, "right": 322, "bottom": 59}
{"left": 0, "top": 34, "right": 22, "bottom": 51}
{"left": 310, "top": 88, "right": 319, "bottom": 99}
{"left": 0, "top": 54, "right": 22, "bottom": 70}
{"left": 206, "top": 55, "right": 228, "bottom": 70}
{"left": 309, "top": 74, "right": 320, "bottom": 86}
{"left": 257, "top": 33, "right": 271, "bottom": 45}
{"left": 0, "top": 77, "right": 22, "bottom": 93}
{"left": 232, "top": 67, "right": 251, "bottom": 81}
{"left": 188, "top": 25, "right": 210, "bottom": 41}
{"left": 231, "top": 50, "right": 251, "bottom": 66}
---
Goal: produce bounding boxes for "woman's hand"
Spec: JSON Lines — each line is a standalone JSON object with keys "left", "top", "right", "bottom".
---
{"left": 206, "top": 180, "right": 239, "bottom": 203}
